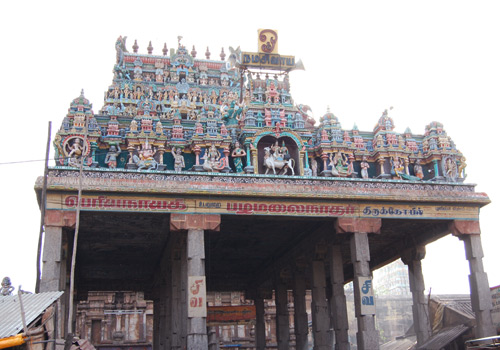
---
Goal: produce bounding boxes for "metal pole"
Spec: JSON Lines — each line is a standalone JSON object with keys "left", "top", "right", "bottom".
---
{"left": 36, "top": 121, "right": 52, "bottom": 293}
{"left": 66, "top": 114, "right": 89, "bottom": 341}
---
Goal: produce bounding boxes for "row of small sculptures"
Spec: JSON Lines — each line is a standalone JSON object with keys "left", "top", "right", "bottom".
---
{"left": 65, "top": 140, "right": 466, "bottom": 181}
{"left": 102, "top": 142, "right": 249, "bottom": 173}
{"left": 306, "top": 152, "right": 465, "bottom": 181}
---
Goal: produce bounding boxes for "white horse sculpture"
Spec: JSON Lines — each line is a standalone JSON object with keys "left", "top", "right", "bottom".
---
{"left": 263, "top": 147, "right": 295, "bottom": 175}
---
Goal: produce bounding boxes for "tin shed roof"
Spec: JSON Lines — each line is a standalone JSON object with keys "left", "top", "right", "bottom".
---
{"left": 0, "top": 291, "right": 63, "bottom": 338}
{"left": 417, "top": 324, "right": 470, "bottom": 350}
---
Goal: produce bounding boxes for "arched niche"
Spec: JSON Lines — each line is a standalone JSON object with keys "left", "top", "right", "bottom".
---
{"left": 256, "top": 134, "right": 299, "bottom": 175}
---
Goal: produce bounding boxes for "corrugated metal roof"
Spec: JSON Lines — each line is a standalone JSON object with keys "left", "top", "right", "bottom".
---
{"left": 0, "top": 291, "right": 63, "bottom": 338}
{"left": 431, "top": 295, "right": 475, "bottom": 319}
{"left": 417, "top": 324, "right": 470, "bottom": 350}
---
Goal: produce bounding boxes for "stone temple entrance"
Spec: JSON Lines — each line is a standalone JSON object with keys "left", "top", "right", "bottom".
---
{"left": 36, "top": 32, "right": 495, "bottom": 350}
{"left": 38, "top": 172, "right": 494, "bottom": 350}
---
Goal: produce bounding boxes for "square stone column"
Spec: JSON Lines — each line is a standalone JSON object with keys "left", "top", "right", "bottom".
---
{"left": 247, "top": 288, "right": 272, "bottom": 350}
{"left": 311, "top": 259, "right": 332, "bottom": 350}
{"left": 156, "top": 249, "right": 171, "bottom": 350}
{"left": 450, "top": 220, "right": 496, "bottom": 338}
{"left": 41, "top": 210, "right": 76, "bottom": 340}
{"left": 170, "top": 214, "right": 221, "bottom": 350}
{"left": 329, "top": 245, "right": 349, "bottom": 350}
{"left": 153, "top": 297, "right": 160, "bottom": 350}
{"left": 169, "top": 232, "right": 184, "bottom": 350}
{"left": 274, "top": 273, "right": 290, "bottom": 350}
{"left": 336, "top": 218, "right": 381, "bottom": 350}
{"left": 293, "top": 266, "right": 309, "bottom": 350}
{"left": 401, "top": 246, "right": 430, "bottom": 346}
{"left": 255, "top": 297, "right": 266, "bottom": 350}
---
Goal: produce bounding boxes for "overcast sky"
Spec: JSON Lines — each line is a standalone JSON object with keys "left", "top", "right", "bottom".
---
{"left": 1, "top": 0, "right": 499, "bottom": 295}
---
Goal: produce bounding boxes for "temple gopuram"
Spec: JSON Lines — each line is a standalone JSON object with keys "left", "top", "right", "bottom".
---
{"left": 36, "top": 30, "right": 495, "bottom": 350}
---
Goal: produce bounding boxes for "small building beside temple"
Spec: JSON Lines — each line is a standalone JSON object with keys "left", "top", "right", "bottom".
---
{"left": 36, "top": 30, "right": 496, "bottom": 350}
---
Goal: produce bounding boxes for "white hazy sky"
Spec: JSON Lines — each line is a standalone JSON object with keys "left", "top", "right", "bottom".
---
{"left": 1, "top": 1, "right": 499, "bottom": 295}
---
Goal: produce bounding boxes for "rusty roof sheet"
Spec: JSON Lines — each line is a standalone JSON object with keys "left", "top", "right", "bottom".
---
{"left": 432, "top": 295, "right": 475, "bottom": 319}
{"left": 417, "top": 324, "right": 470, "bottom": 350}
{"left": 0, "top": 291, "right": 63, "bottom": 338}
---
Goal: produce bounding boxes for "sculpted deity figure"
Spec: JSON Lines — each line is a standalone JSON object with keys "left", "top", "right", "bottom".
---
{"left": 67, "top": 138, "right": 84, "bottom": 167}
{"left": 105, "top": 144, "right": 121, "bottom": 169}
{"left": 208, "top": 145, "right": 220, "bottom": 163}
{"left": 457, "top": 156, "right": 467, "bottom": 179}
{"left": 360, "top": 156, "right": 370, "bottom": 179}
{"left": 391, "top": 156, "right": 404, "bottom": 179}
{"left": 68, "top": 138, "right": 83, "bottom": 158}
{"left": 171, "top": 147, "right": 185, "bottom": 172}
{"left": 279, "top": 142, "right": 289, "bottom": 160}
{"left": 140, "top": 144, "right": 155, "bottom": 161}
{"left": 1, "top": 277, "right": 14, "bottom": 296}
{"left": 311, "top": 158, "right": 318, "bottom": 177}
{"left": 271, "top": 140, "right": 284, "bottom": 161}
{"left": 202, "top": 145, "right": 227, "bottom": 172}
{"left": 444, "top": 157, "right": 458, "bottom": 181}
{"left": 330, "top": 152, "right": 351, "bottom": 177}
{"left": 414, "top": 159, "right": 424, "bottom": 179}
{"left": 231, "top": 141, "right": 246, "bottom": 173}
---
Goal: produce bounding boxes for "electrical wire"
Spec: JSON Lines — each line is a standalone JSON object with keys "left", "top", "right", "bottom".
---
{"left": 0, "top": 156, "right": 74, "bottom": 166}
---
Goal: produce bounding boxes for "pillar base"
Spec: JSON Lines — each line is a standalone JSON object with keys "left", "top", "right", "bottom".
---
{"left": 376, "top": 174, "right": 391, "bottom": 179}
{"left": 244, "top": 166, "right": 254, "bottom": 174}
{"left": 125, "top": 163, "right": 138, "bottom": 170}
{"left": 321, "top": 170, "right": 332, "bottom": 177}
{"left": 157, "top": 164, "right": 167, "bottom": 171}
{"left": 357, "top": 330, "right": 379, "bottom": 349}
{"left": 187, "top": 334, "right": 208, "bottom": 350}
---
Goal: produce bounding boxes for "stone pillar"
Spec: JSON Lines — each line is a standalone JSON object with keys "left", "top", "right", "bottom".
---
{"left": 274, "top": 274, "right": 290, "bottom": 350}
{"left": 401, "top": 246, "right": 430, "bottom": 346}
{"left": 157, "top": 252, "right": 171, "bottom": 350}
{"left": 311, "top": 260, "right": 332, "bottom": 350}
{"left": 335, "top": 218, "right": 381, "bottom": 350}
{"left": 163, "top": 258, "right": 172, "bottom": 350}
{"left": 208, "top": 326, "right": 219, "bottom": 350}
{"left": 186, "top": 228, "right": 208, "bottom": 349}
{"left": 293, "top": 268, "right": 309, "bottom": 350}
{"left": 450, "top": 220, "right": 496, "bottom": 338}
{"left": 329, "top": 245, "right": 349, "bottom": 350}
{"left": 170, "top": 214, "right": 221, "bottom": 350}
{"left": 153, "top": 297, "right": 160, "bottom": 350}
{"left": 170, "top": 232, "right": 184, "bottom": 350}
{"left": 41, "top": 210, "right": 76, "bottom": 340}
{"left": 255, "top": 297, "right": 266, "bottom": 350}
{"left": 40, "top": 226, "right": 65, "bottom": 292}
